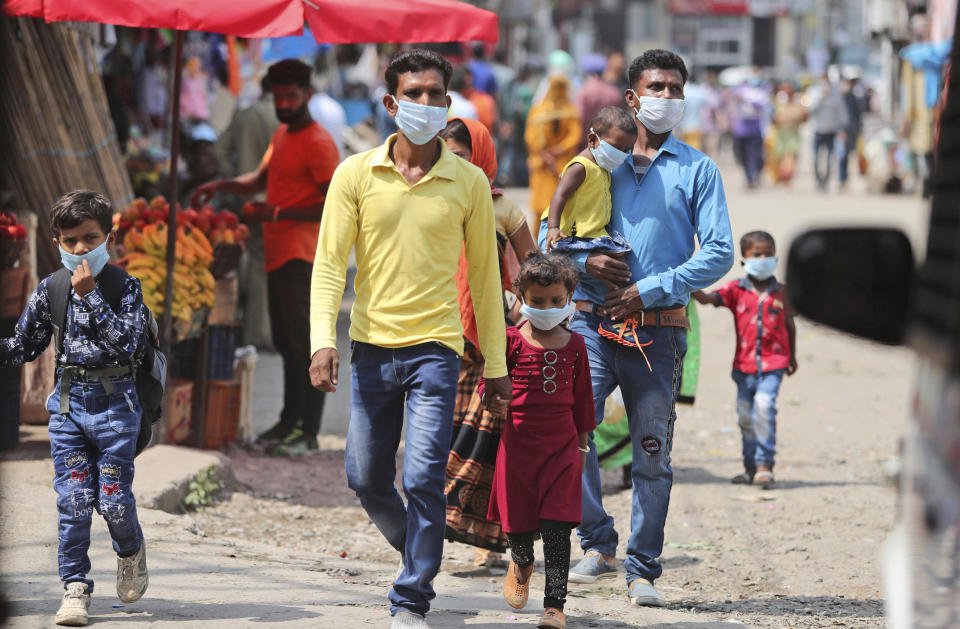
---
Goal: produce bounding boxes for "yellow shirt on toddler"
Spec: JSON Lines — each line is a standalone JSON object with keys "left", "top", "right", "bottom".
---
{"left": 540, "top": 156, "right": 610, "bottom": 239}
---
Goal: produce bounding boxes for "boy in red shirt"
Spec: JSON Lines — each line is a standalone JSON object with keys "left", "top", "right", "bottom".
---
{"left": 693, "top": 231, "right": 797, "bottom": 488}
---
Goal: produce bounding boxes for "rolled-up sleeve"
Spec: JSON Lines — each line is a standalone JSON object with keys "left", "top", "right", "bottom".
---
{"left": 635, "top": 161, "right": 734, "bottom": 306}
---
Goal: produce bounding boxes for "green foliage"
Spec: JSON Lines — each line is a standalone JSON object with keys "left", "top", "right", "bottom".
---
{"left": 182, "top": 465, "right": 223, "bottom": 511}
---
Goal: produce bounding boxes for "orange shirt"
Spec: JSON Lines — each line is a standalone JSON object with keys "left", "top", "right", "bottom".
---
{"left": 263, "top": 122, "right": 340, "bottom": 271}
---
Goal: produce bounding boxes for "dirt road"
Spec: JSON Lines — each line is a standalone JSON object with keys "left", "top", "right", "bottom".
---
{"left": 1, "top": 168, "right": 925, "bottom": 627}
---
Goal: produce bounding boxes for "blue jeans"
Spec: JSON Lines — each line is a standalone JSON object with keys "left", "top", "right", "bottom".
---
{"left": 47, "top": 375, "right": 144, "bottom": 592}
{"left": 813, "top": 132, "right": 837, "bottom": 189}
{"left": 345, "top": 341, "right": 461, "bottom": 616}
{"left": 731, "top": 369, "right": 785, "bottom": 470}
{"left": 733, "top": 133, "right": 764, "bottom": 185}
{"left": 569, "top": 312, "right": 686, "bottom": 584}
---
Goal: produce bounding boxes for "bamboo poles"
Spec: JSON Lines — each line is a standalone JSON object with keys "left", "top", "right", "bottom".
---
{"left": 0, "top": 18, "right": 134, "bottom": 277}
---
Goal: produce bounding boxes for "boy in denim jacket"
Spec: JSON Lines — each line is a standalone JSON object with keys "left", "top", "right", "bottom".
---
{"left": 0, "top": 190, "right": 149, "bottom": 626}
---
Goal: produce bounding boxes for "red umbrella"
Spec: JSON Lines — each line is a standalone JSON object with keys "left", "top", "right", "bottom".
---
{"left": 3, "top": 0, "right": 499, "bottom": 352}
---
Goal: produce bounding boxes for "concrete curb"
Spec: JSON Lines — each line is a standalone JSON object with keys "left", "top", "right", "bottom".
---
{"left": 133, "top": 444, "right": 233, "bottom": 514}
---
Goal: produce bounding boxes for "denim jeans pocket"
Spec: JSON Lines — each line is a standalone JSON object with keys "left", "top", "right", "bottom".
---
{"left": 108, "top": 387, "right": 141, "bottom": 434}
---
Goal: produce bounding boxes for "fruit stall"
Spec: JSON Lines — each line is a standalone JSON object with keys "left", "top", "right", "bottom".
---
{"left": 0, "top": 208, "right": 30, "bottom": 450}
{"left": 113, "top": 195, "right": 250, "bottom": 449}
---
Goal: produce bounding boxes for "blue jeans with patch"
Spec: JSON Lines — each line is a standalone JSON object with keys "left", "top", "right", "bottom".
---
{"left": 47, "top": 375, "right": 144, "bottom": 592}
{"left": 731, "top": 369, "right": 785, "bottom": 470}
{"left": 345, "top": 341, "right": 461, "bottom": 617}
{"left": 569, "top": 311, "right": 686, "bottom": 585}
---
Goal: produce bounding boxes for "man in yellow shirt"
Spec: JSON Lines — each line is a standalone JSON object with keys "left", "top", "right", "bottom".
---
{"left": 308, "top": 49, "right": 511, "bottom": 629}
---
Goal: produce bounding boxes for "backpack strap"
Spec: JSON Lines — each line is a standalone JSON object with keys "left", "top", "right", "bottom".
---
{"left": 97, "top": 263, "right": 128, "bottom": 314}
{"left": 48, "top": 268, "right": 72, "bottom": 359}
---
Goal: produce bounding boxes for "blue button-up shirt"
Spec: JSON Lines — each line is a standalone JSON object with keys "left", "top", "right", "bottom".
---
{"left": 0, "top": 273, "right": 146, "bottom": 368}
{"left": 568, "top": 133, "right": 734, "bottom": 308}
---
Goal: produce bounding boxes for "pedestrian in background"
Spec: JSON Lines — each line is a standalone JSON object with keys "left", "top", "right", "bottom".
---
{"left": 525, "top": 75, "right": 582, "bottom": 228}
{"left": 693, "top": 231, "right": 797, "bottom": 489}
{"left": 574, "top": 53, "right": 624, "bottom": 151}
{"left": 808, "top": 74, "right": 849, "bottom": 191}
{"left": 838, "top": 76, "right": 868, "bottom": 191}
{"left": 729, "top": 78, "right": 769, "bottom": 189}
{"left": 308, "top": 49, "right": 510, "bottom": 629}
{"left": 769, "top": 82, "right": 806, "bottom": 185}
{"left": 214, "top": 75, "right": 279, "bottom": 350}
{"left": 485, "top": 253, "right": 596, "bottom": 629}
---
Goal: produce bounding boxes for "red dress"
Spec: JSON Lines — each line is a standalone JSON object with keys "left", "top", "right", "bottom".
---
{"left": 485, "top": 324, "right": 596, "bottom": 533}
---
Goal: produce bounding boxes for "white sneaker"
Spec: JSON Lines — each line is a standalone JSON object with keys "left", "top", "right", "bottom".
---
{"left": 391, "top": 610, "right": 430, "bottom": 628}
{"left": 116, "top": 543, "right": 149, "bottom": 603}
{"left": 55, "top": 582, "right": 90, "bottom": 626}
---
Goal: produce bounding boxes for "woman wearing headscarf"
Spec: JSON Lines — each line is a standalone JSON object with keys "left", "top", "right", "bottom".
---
{"left": 525, "top": 75, "right": 582, "bottom": 236}
{"left": 440, "top": 117, "right": 536, "bottom": 566}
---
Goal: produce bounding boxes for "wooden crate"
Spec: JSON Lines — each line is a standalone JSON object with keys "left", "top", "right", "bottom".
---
{"left": 163, "top": 379, "right": 193, "bottom": 445}
{"left": 203, "top": 379, "right": 240, "bottom": 449}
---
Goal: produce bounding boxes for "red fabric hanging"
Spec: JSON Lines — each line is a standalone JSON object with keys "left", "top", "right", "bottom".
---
{"left": 303, "top": 0, "right": 498, "bottom": 44}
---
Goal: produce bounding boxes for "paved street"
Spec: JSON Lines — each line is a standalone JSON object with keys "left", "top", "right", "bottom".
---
{"left": 2, "top": 155, "right": 928, "bottom": 627}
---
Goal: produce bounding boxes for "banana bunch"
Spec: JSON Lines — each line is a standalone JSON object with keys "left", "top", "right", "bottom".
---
{"left": 120, "top": 225, "right": 216, "bottom": 323}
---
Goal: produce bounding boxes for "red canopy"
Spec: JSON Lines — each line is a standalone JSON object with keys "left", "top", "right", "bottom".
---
{"left": 4, "top": 0, "right": 499, "bottom": 43}
{"left": 303, "top": 0, "right": 499, "bottom": 43}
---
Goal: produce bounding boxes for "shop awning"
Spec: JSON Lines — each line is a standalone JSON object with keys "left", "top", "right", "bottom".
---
{"left": 5, "top": 0, "right": 499, "bottom": 43}
{"left": 667, "top": 0, "right": 791, "bottom": 16}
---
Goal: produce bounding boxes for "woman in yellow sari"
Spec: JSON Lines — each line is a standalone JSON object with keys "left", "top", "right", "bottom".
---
{"left": 524, "top": 75, "right": 582, "bottom": 236}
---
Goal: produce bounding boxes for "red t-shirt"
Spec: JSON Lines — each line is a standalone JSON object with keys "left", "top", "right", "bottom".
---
{"left": 263, "top": 122, "right": 340, "bottom": 272}
{"left": 716, "top": 277, "right": 794, "bottom": 374}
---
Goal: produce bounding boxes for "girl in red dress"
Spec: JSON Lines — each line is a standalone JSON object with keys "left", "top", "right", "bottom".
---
{"left": 482, "top": 253, "right": 596, "bottom": 629}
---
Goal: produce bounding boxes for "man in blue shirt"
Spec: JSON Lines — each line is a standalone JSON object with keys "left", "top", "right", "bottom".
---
{"left": 543, "top": 49, "right": 734, "bottom": 606}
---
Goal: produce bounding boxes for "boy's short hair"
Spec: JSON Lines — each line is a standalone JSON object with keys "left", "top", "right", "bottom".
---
{"left": 628, "top": 49, "right": 688, "bottom": 89}
{"left": 50, "top": 190, "right": 113, "bottom": 236}
{"left": 514, "top": 252, "right": 579, "bottom": 294}
{"left": 385, "top": 49, "right": 453, "bottom": 96}
{"left": 589, "top": 106, "right": 638, "bottom": 138}
{"left": 267, "top": 59, "right": 312, "bottom": 90}
{"left": 740, "top": 230, "right": 776, "bottom": 255}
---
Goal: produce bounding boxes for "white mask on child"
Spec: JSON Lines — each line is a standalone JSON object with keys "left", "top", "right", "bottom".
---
{"left": 520, "top": 300, "right": 574, "bottom": 331}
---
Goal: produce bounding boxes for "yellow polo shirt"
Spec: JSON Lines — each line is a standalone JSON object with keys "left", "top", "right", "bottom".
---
{"left": 310, "top": 135, "right": 507, "bottom": 378}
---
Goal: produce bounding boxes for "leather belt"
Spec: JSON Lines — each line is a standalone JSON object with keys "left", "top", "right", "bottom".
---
{"left": 575, "top": 301, "right": 690, "bottom": 329}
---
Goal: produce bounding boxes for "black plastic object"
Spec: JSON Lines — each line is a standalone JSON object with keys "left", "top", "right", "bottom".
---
{"left": 786, "top": 228, "right": 914, "bottom": 345}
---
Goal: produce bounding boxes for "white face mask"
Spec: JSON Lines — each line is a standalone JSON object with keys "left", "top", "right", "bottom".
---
{"left": 589, "top": 128, "right": 631, "bottom": 172}
{"left": 519, "top": 300, "right": 574, "bottom": 331}
{"left": 744, "top": 256, "right": 777, "bottom": 280}
{"left": 629, "top": 91, "right": 685, "bottom": 134}
{"left": 390, "top": 96, "right": 448, "bottom": 145}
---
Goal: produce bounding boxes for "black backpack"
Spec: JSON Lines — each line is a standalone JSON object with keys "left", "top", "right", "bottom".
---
{"left": 49, "top": 264, "right": 167, "bottom": 455}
